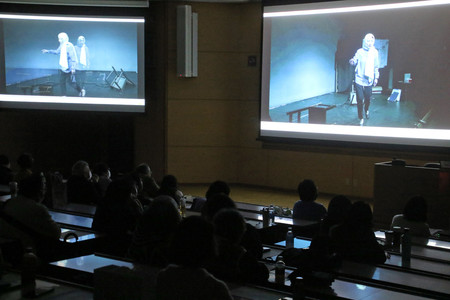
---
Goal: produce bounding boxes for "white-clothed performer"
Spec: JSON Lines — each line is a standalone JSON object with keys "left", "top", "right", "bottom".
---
{"left": 42, "top": 32, "right": 84, "bottom": 96}
{"left": 349, "top": 33, "right": 379, "bottom": 126}
{"left": 75, "top": 36, "right": 90, "bottom": 96}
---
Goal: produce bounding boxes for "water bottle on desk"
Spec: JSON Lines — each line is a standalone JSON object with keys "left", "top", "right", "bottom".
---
{"left": 179, "top": 196, "right": 186, "bottom": 218}
{"left": 21, "top": 247, "right": 37, "bottom": 298}
{"left": 392, "top": 226, "right": 402, "bottom": 251}
{"left": 286, "top": 227, "right": 294, "bottom": 249}
{"left": 268, "top": 204, "right": 275, "bottom": 225}
{"left": 275, "top": 256, "right": 286, "bottom": 285}
{"left": 262, "top": 207, "right": 270, "bottom": 227}
{"left": 401, "top": 227, "right": 411, "bottom": 267}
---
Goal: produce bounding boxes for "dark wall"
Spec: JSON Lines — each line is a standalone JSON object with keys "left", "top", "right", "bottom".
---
{"left": 0, "top": 110, "right": 133, "bottom": 177}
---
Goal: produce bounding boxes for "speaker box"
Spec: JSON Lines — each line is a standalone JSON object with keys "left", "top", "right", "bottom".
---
{"left": 177, "top": 5, "right": 198, "bottom": 77}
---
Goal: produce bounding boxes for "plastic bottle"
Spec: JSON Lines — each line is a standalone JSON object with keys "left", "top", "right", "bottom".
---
{"left": 401, "top": 227, "right": 411, "bottom": 267}
{"left": 262, "top": 207, "right": 270, "bottom": 227}
{"left": 275, "top": 256, "right": 286, "bottom": 285}
{"left": 392, "top": 226, "right": 402, "bottom": 251}
{"left": 268, "top": 204, "right": 275, "bottom": 225}
{"left": 21, "top": 247, "right": 37, "bottom": 298}
{"left": 286, "top": 227, "right": 294, "bottom": 249}
{"left": 179, "top": 196, "right": 186, "bottom": 218}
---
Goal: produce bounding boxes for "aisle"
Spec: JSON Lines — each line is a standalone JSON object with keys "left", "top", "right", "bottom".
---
{"left": 178, "top": 183, "right": 357, "bottom": 209}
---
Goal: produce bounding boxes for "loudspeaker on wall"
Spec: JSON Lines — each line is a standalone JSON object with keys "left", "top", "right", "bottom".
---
{"left": 177, "top": 5, "right": 198, "bottom": 78}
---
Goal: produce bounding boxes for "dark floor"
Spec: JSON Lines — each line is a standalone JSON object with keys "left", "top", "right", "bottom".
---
{"left": 6, "top": 70, "right": 139, "bottom": 98}
{"left": 179, "top": 183, "right": 372, "bottom": 211}
{"left": 269, "top": 92, "right": 427, "bottom": 128}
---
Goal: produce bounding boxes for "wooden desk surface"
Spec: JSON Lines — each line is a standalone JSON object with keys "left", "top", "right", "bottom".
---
{"left": 55, "top": 203, "right": 97, "bottom": 216}
{"left": 337, "top": 260, "right": 450, "bottom": 298}
{"left": 385, "top": 253, "right": 450, "bottom": 277}
{"left": 266, "top": 237, "right": 450, "bottom": 299}
{"left": 50, "top": 254, "right": 133, "bottom": 273}
{"left": 266, "top": 267, "right": 435, "bottom": 300}
{"left": 0, "top": 194, "right": 11, "bottom": 202}
{"left": 49, "top": 211, "right": 93, "bottom": 229}
{"left": 314, "top": 278, "right": 433, "bottom": 300}
{"left": 375, "top": 231, "right": 450, "bottom": 251}
{"left": 59, "top": 227, "right": 101, "bottom": 243}
{"left": 375, "top": 231, "right": 450, "bottom": 263}
{"left": 0, "top": 273, "right": 93, "bottom": 300}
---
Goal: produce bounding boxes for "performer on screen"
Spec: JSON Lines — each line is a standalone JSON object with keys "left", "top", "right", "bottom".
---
{"left": 42, "top": 32, "right": 84, "bottom": 97}
{"left": 349, "top": 33, "right": 379, "bottom": 126}
{"left": 75, "top": 36, "right": 89, "bottom": 96}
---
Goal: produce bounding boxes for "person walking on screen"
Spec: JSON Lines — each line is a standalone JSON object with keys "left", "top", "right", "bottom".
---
{"left": 349, "top": 33, "right": 379, "bottom": 126}
{"left": 75, "top": 35, "right": 89, "bottom": 96}
{"left": 42, "top": 32, "right": 84, "bottom": 97}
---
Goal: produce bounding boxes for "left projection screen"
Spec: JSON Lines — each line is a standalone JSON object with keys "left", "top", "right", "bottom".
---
{"left": 0, "top": 13, "right": 145, "bottom": 113}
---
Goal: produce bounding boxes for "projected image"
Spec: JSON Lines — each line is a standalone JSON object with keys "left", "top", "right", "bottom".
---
{"left": 0, "top": 14, "right": 145, "bottom": 112}
{"left": 260, "top": 0, "right": 450, "bottom": 147}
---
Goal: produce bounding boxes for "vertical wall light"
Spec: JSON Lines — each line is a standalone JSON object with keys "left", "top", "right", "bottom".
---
{"left": 177, "top": 5, "right": 198, "bottom": 78}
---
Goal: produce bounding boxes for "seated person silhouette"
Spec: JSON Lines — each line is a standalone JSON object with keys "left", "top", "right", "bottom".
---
{"left": 202, "top": 193, "right": 263, "bottom": 260}
{"left": 133, "top": 163, "right": 160, "bottom": 200}
{"left": 391, "top": 195, "right": 431, "bottom": 238}
{"left": 156, "top": 216, "right": 233, "bottom": 300}
{"left": 320, "top": 195, "right": 352, "bottom": 235}
{"left": 190, "top": 180, "right": 230, "bottom": 212}
{"left": 156, "top": 174, "right": 183, "bottom": 206}
{"left": 330, "top": 201, "right": 386, "bottom": 264}
{"left": 0, "top": 173, "right": 61, "bottom": 257}
{"left": 206, "top": 208, "right": 269, "bottom": 285}
{"left": 67, "top": 160, "right": 101, "bottom": 205}
{"left": 293, "top": 179, "right": 327, "bottom": 221}
{"left": 128, "top": 195, "right": 181, "bottom": 267}
{"left": 14, "top": 153, "right": 34, "bottom": 182}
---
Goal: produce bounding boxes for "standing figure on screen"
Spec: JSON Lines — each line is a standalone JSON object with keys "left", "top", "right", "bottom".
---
{"left": 41, "top": 32, "right": 84, "bottom": 97}
{"left": 349, "top": 33, "right": 379, "bottom": 126}
{"left": 75, "top": 36, "right": 89, "bottom": 96}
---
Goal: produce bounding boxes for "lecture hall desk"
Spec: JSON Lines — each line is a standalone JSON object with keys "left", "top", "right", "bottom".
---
{"left": 267, "top": 236, "right": 450, "bottom": 299}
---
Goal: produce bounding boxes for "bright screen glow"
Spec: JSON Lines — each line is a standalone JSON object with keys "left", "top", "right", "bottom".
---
{"left": 0, "top": 13, "right": 145, "bottom": 112}
{"left": 260, "top": 0, "right": 450, "bottom": 148}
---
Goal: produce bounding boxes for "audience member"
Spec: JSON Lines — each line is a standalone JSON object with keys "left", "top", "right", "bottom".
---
{"left": 190, "top": 180, "right": 230, "bottom": 212}
{"left": 293, "top": 195, "right": 352, "bottom": 275}
{"left": 156, "top": 174, "right": 183, "bottom": 206}
{"left": 202, "top": 193, "right": 263, "bottom": 260}
{"left": 92, "top": 162, "right": 112, "bottom": 197}
{"left": 0, "top": 154, "right": 13, "bottom": 186}
{"left": 134, "top": 163, "right": 160, "bottom": 200}
{"left": 92, "top": 176, "right": 144, "bottom": 235}
{"left": 67, "top": 160, "right": 101, "bottom": 205}
{"left": 157, "top": 216, "right": 233, "bottom": 300}
{"left": 128, "top": 195, "right": 181, "bottom": 267}
{"left": 207, "top": 208, "right": 269, "bottom": 284}
{"left": 391, "top": 195, "right": 431, "bottom": 237}
{"left": 0, "top": 173, "right": 61, "bottom": 253}
{"left": 320, "top": 195, "right": 352, "bottom": 235}
{"left": 330, "top": 201, "right": 386, "bottom": 264}
{"left": 92, "top": 176, "right": 144, "bottom": 256}
{"left": 293, "top": 179, "right": 327, "bottom": 221}
{"left": 14, "top": 153, "right": 34, "bottom": 182}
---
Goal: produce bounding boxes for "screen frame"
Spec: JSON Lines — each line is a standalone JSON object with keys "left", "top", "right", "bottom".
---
{"left": 259, "top": 0, "right": 450, "bottom": 153}
{"left": 0, "top": 3, "right": 147, "bottom": 113}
